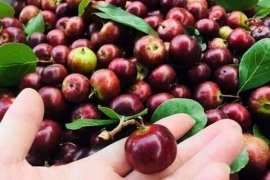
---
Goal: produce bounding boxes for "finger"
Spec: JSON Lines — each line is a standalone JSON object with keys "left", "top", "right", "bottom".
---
{"left": 193, "top": 162, "right": 230, "bottom": 180}
{"left": 63, "top": 113, "right": 195, "bottom": 176}
{"left": 0, "top": 88, "right": 44, "bottom": 162}
{"left": 164, "top": 127, "right": 244, "bottom": 180}
{"left": 126, "top": 119, "right": 242, "bottom": 180}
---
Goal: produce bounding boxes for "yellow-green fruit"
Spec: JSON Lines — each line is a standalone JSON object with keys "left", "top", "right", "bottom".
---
{"left": 67, "top": 47, "right": 97, "bottom": 75}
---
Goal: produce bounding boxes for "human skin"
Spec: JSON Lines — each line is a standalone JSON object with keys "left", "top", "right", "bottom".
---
{"left": 0, "top": 88, "right": 244, "bottom": 180}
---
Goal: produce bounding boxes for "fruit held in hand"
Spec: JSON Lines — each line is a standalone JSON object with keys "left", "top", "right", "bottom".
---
{"left": 125, "top": 124, "right": 177, "bottom": 174}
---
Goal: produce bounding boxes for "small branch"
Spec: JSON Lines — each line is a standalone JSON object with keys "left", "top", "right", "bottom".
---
{"left": 220, "top": 94, "right": 240, "bottom": 99}
{"left": 98, "top": 119, "right": 142, "bottom": 140}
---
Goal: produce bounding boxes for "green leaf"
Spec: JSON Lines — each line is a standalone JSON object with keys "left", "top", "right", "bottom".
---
{"left": 253, "top": 8, "right": 270, "bottom": 19}
{"left": 230, "top": 148, "right": 249, "bottom": 174}
{"left": 78, "top": 0, "right": 91, "bottom": 17}
{"left": 65, "top": 119, "right": 119, "bottom": 130}
{"left": 24, "top": 11, "right": 45, "bottom": 36}
{"left": 238, "top": 39, "right": 270, "bottom": 93}
{"left": 256, "top": 0, "right": 270, "bottom": 9}
{"left": 253, "top": 124, "right": 270, "bottom": 145}
{"left": 98, "top": 105, "right": 121, "bottom": 120}
{"left": 0, "top": 43, "right": 37, "bottom": 86}
{"left": 150, "top": 98, "right": 207, "bottom": 142}
{"left": 92, "top": 2, "right": 158, "bottom": 36}
{"left": 0, "top": 1, "right": 15, "bottom": 18}
{"left": 123, "top": 108, "right": 148, "bottom": 121}
{"left": 214, "top": 0, "right": 259, "bottom": 11}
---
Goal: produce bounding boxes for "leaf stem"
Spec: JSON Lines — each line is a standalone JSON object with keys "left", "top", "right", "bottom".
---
{"left": 220, "top": 94, "right": 241, "bottom": 99}
{"left": 98, "top": 118, "right": 142, "bottom": 140}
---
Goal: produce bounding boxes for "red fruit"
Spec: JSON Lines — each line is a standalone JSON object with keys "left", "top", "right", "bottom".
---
{"left": 134, "top": 35, "right": 166, "bottom": 68}
{"left": 62, "top": 73, "right": 90, "bottom": 103}
{"left": 166, "top": 7, "right": 195, "bottom": 27}
{"left": 46, "top": 29, "right": 67, "bottom": 47}
{"left": 31, "top": 120, "right": 62, "bottom": 155}
{"left": 221, "top": 103, "right": 252, "bottom": 131}
{"left": 241, "top": 134, "right": 270, "bottom": 176}
{"left": 0, "top": 97, "right": 15, "bottom": 121}
{"left": 125, "top": 124, "right": 177, "bottom": 174}
{"left": 108, "top": 58, "right": 138, "bottom": 86}
{"left": 208, "top": 5, "right": 227, "bottom": 26}
{"left": 227, "top": 28, "right": 255, "bottom": 53}
{"left": 64, "top": 16, "right": 85, "bottom": 39}
{"left": 97, "top": 44, "right": 122, "bottom": 68}
{"left": 19, "top": 73, "right": 43, "bottom": 91}
{"left": 205, "top": 109, "right": 228, "bottom": 125}
{"left": 90, "top": 69, "right": 121, "bottom": 102}
{"left": 169, "top": 34, "right": 202, "bottom": 67}
{"left": 193, "top": 81, "right": 223, "bottom": 110}
{"left": 105, "top": 0, "right": 127, "bottom": 9}
{"left": 0, "top": 17, "right": 24, "bottom": 30}
{"left": 41, "top": 64, "right": 69, "bottom": 86}
{"left": 147, "top": 64, "right": 177, "bottom": 92}
{"left": 110, "top": 94, "right": 144, "bottom": 116}
{"left": 226, "top": 11, "right": 249, "bottom": 29}
{"left": 126, "top": 1, "right": 148, "bottom": 18}
{"left": 19, "top": 5, "right": 40, "bottom": 24}
{"left": 146, "top": 93, "right": 174, "bottom": 114}
{"left": 185, "top": 1, "right": 209, "bottom": 20}
{"left": 126, "top": 80, "right": 152, "bottom": 103}
{"left": 157, "top": 19, "right": 184, "bottom": 42}
{"left": 27, "top": 32, "right": 47, "bottom": 48}
{"left": 51, "top": 45, "right": 71, "bottom": 65}
{"left": 144, "top": 15, "right": 164, "bottom": 30}
{"left": 194, "top": 18, "right": 220, "bottom": 38}
{"left": 168, "top": 85, "right": 191, "bottom": 98}
{"left": 42, "top": 10, "right": 57, "bottom": 31}
{"left": 187, "top": 62, "right": 211, "bottom": 85}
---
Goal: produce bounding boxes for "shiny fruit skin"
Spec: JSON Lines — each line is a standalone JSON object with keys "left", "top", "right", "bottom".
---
{"left": 0, "top": 97, "right": 14, "bottom": 121}
{"left": 90, "top": 69, "right": 121, "bottom": 102}
{"left": 125, "top": 124, "right": 177, "bottom": 174}
{"left": 169, "top": 34, "right": 202, "bottom": 67}
{"left": 67, "top": 47, "right": 97, "bottom": 75}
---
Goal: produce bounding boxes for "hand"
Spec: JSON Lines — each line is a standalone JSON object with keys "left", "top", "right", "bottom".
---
{"left": 0, "top": 88, "right": 244, "bottom": 180}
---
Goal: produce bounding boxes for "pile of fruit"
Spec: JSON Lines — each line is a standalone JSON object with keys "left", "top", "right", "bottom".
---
{"left": 1, "top": 0, "right": 270, "bottom": 178}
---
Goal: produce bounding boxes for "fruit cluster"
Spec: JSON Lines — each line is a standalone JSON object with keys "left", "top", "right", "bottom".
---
{"left": 1, "top": 0, "right": 270, "bottom": 178}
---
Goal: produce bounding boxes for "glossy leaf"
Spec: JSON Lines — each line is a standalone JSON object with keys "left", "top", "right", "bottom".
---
{"left": 92, "top": 2, "right": 158, "bottom": 36}
{"left": 184, "top": 26, "right": 206, "bottom": 51}
{"left": 24, "top": 11, "right": 45, "bottom": 36}
{"left": 230, "top": 148, "right": 249, "bottom": 174}
{"left": 214, "top": 0, "right": 259, "bottom": 11}
{"left": 98, "top": 105, "right": 121, "bottom": 120}
{"left": 0, "top": 43, "right": 37, "bottom": 86}
{"left": 65, "top": 119, "right": 119, "bottom": 130}
{"left": 0, "top": 1, "right": 15, "bottom": 18}
{"left": 256, "top": 0, "right": 270, "bottom": 9}
{"left": 238, "top": 39, "right": 270, "bottom": 93}
{"left": 151, "top": 98, "right": 207, "bottom": 142}
{"left": 253, "top": 124, "right": 270, "bottom": 145}
{"left": 78, "top": 0, "right": 91, "bottom": 17}
{"left": 253, "top": 8, "right": 270, "bottom": 19}
{"left": 123, "top": 108, "right": 148, "bottom": 121}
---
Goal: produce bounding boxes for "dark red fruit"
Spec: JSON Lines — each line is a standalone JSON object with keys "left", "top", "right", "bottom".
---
{"left": 146, "top": 93, "right": 174, "bottom": 114}
{"left": 51, "top": 45, "right": 71, "bottom": 65}
{"left": 42, "top": 10, "right": 57, "bottom": 31}
{"left": 221, "top": 103, "right": 252, "bottom": 131}
{"left": 31, "top": 120, "right": 62, "bottom": 155}
{"left": 187, "top": 62, "right": 211, "bottom": 85}
{"left": 90, "top": 69, "right": 121, "bottom": 102}
{"left": 193, "top": 81, "right": 223, "bottom": 110}
{"left": 160, "top": 0, "right": 186, "bottom": 13}
{"left": 134, "top": 35, "right": 166, "bottom": 68}
{"left": 46, "top": 29, "right": 67, "bottom": 47}
{"left": 194, "top": 18, "right": 220, "bottom": 39}
{"left": 64, "top": 16, "right": 85, "bottom": 39}
{"left": 110, "top": 94, "right": 144, "bottom": 116}
{"left": 97, "top": 44, "right": 122, "bottom": 68}
{"left": 226, "top": 11, "right": 248, "bottom": 29}
{"left": 33, "top": 43, "right": 53, "bottom": 61}
{"left": 126, "top": 80, "right": 152, "bottom": 103}
{"left": 27, "top": 32, "right": 47, "bottom": 48}
{"left": 19, "top": 73, "right": 43, "bottom": 91}
{"left": 62, "top": 73, "right": 90, "bottom": 103}
{"left": 185, "top": 1, "right": 209, "bottom": 20}
{"left": 168, "top": 84, "right": 191, "bottom": 98}
{"left": 251, "top": 25, "right": 270, "bottom": 41}
{"left": 0, "top": 97, "right": 14, "bottom": 121}
{"left": 213, "top": 65, "right": 239, "bottom": 94}
{"left": 227, "top": 28, "right": 255, "bottom": 53}
{"left": 126, "top": 1, "right": 148, "bottom": 18}
{"left": 54, "top": 142, "right": 78, "bottom": 164}
{"left": 205, "top": 109, "right": 228, "bottom": 125}
{"left": 108, "top": 58, "right": 137, "bottom": 86}
{"left": 169, "top": 34, "right": 202, "bottom": 67}
{"left": 202, "top": 48, "right": 233, "bottom": 70}
{"left": 0, "top": 17, "right": 23, "bottom": 30}
{"left": 157, "top": 18, "right": 184, "bottom": 42}
{"left": 144, "top": 15, "right": 164, "bottom": 30}
{"left": 41, "top": 64, "right": 69, "bottom": 86}
{"left": 147, "top": 64, "right": 177, "bottom": 92}
{"left": 125, "top": 124, "right": 177, "bottom": 174}
{"left": 208, "top": 5, "right": 227, "bottom": 26}
{"left": 19, "top": 5, "right": 40, "bottom": 24}
{"left": 70, "top": 39, "right": 93, "bottom": 50}
{"left": 166, "top": 7, "right": 195, "bottom": 27}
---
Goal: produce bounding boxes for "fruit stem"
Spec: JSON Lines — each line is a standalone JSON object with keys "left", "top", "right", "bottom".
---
{"left": 98, "top": 119, "right": 142, "bottom": 140}
{"left": 220, "top": 94, "right": 240, "bottom": 99}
